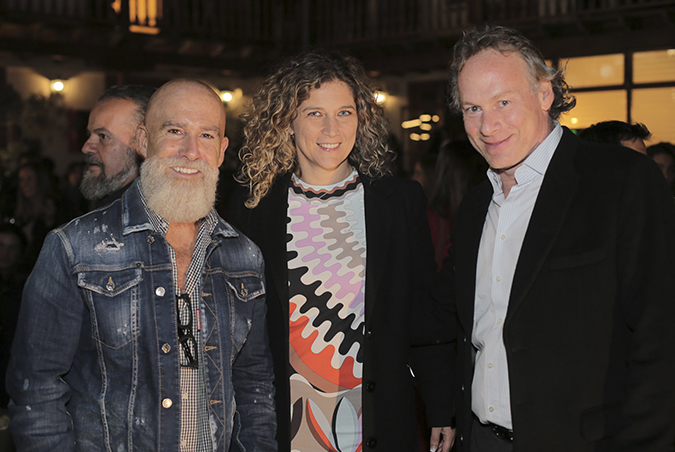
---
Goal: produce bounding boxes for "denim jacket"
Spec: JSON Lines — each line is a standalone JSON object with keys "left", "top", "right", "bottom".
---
{"left": 7, "top": 181, "right": 277, "bottom": 452}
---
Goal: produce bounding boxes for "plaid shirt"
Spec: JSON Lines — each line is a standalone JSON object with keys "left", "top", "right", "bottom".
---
{"left": 141, "top": 188, "right": 217, "bottom": 452}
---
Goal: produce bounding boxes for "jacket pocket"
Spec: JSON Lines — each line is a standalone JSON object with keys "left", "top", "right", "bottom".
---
{"left": 224, "top": 274, "right": 265, "bottom": 303}
{"left": 77, "top": 264, "right": 143, "bottom": 349}
{"left": 223, "top": 273, "right": 265, "bottom": 352}
{"left": 580, "top": 402, "right": 619, "bottom": 441}
{"left": 549, "top": 249, "right": 605, "bottom": 270}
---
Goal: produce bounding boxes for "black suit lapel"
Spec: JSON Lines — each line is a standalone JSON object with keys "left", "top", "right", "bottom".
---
{"left": 363, "top": 176, "right": 394, "bottom": 320}
{"left": 507, "top": 128, "right": 580, "bottom": 319}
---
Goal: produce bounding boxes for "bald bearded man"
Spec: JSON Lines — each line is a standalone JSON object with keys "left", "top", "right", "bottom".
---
{"left": 7, "top": 79, "right": 276, "bottom": 452}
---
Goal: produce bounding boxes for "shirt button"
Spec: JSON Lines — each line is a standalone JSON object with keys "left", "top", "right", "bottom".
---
{"left": 366, "top": 381, "right": 376, "bottom": 392}
{"left": 162, "top": 343, "right": 171, "bottom": 354}
{"left": 162, "top": 398, "right": 172, "bottom": 408}
{"left": 497, "top": 318, "right": 503, "bottom": 324}
{"left": 181, "top": 440, "right": 187, "bottom": 447}
{"left": 496, "top": 276, "right": 502, "bottom": 282}
{"left": 155, "top": 287, "right": 165, "bottom": 297}
{"left": 489, "top": 406, "right": 494, "bottom": 412}
{"left": 182, "top": 392, "right": 188, "bottom": 400}
{"left": 488, "top": 363, "right": 493, "bottom": 369}
{"left": 500, "top": 234, "right": 506, "bottom": 240}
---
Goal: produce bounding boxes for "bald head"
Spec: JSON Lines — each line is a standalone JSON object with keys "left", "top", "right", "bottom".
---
{"left": 138, "top": 78, "right": 228, "bottom": 165}
{"left": 145, "top": 79, "right": 226, "bottom": 141}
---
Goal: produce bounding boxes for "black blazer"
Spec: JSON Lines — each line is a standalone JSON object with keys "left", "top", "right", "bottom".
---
{"left": 228, "top": 172, "right": 454, "bottom": 452}
{"left": 443, "top": 128, "right": 675, "bottom": 451}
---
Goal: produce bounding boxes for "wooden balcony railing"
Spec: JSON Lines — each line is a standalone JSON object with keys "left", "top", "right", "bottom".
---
{"left": 0, "top": 0, "right": 284, "bottom": 41}
{"left": 1, "top": 0, "right": 672, "bottom": 46}
{"left": 310, "top": 0, "right": 674, "bottom": 45}
{"left": 0, "top": 0, "right": 120, "bottom": 24}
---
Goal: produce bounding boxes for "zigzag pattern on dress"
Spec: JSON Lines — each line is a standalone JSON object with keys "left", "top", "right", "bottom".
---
{"left": 288, "top": 170, "right": 366, "bottom": 391}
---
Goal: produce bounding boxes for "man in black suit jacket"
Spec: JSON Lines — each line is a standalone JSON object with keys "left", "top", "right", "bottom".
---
{"left": 441, "top": 24, "right": 675, "bottom": 451}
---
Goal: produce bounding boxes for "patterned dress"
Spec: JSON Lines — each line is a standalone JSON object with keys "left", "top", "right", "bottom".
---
{"left": 287, "top": 168, "right": 366, "bottom": 452}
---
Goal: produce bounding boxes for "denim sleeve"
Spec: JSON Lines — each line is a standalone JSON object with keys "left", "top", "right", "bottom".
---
{"left": 231, "top": 264, "right": 278, "bottom": 452}
{"left": 7, "top": 230, "right": 83, "bottom": 452}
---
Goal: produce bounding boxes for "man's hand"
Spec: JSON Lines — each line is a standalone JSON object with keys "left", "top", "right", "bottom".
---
{"left": 430, "top": 426, "right": 455, "bottom": 452}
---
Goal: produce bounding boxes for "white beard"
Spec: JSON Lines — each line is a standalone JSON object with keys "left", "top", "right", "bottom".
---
{"left": 140, "top": 155, "right": 219, "bottom": 223}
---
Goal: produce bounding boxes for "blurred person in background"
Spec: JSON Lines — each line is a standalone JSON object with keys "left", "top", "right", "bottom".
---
{"left": 413, "top": 142, "right": 487, "bottom": 271}
{"left": 0, "top": 222, "right": 27, "bottom": 452}
{"left": 412, "top": 153, "right": 437, "bottom": 196}
{"left": 577, "top": 120, "right": 651, "bottom": 154}
{"left": 647, "top": 142, "right": 675, "bottom": 194}
{"left": 0, "top": 163, "right": 12, "bottom": 223}
{"left": 12, "top": 162, "right": 56, "bottom": 264}
{"left": 0, "top": 222, "right": 27, "bottom": 406}
{"left": 80, "top": 84, "right": 155, "bottom": 208}
{"left": 426, "top": 141, "right": 487, "bottom": 270}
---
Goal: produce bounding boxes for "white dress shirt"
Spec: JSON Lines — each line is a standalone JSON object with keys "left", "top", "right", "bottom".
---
{"left": 472, "top": 123, "right": 563, "bottom": 429}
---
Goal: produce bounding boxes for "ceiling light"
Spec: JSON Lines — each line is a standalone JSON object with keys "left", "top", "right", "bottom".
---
{"left": 375, "top": 91, "right": 387, "bottom": 104}
{"left": 51, "top": 80, "right": 65, "bottom": 92}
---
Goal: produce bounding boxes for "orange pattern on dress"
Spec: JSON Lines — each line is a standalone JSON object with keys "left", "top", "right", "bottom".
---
{"left": 289, "top": 303, "right": 361, "bottom": 390}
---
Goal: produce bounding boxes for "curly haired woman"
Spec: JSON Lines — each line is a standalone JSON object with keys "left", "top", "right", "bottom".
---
{"left": 228, "top": 50, "right": 454, "bottom": 452}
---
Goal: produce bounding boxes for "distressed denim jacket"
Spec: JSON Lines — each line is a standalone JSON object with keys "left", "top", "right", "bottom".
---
{"left": 7, "top": 181, "right": 277, "bottom": 452}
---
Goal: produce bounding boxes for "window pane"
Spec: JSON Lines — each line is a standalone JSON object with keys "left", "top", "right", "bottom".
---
{"left": 560, "top": 90, "right": 627, "bottom": 130}
{"left": 563, "top": 54, "right": 624, "bottom": 88}
{"left": 632, "top": 87, "right": 675, "bottom": 144}
{"left": 633, "top": 50, "right": 675, "bottom": 84}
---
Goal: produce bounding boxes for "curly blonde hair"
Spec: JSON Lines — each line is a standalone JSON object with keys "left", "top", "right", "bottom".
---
{"left": 237, "top": 50, "right": 395, "bottom": 208}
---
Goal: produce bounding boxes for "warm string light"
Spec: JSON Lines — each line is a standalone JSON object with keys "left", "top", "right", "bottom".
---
{"left": 402, "top": 113, "right": 438, "bottom": 140}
